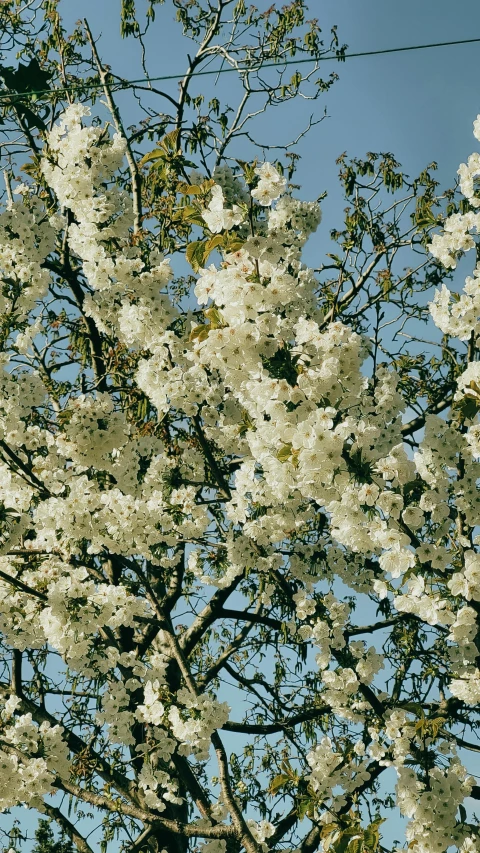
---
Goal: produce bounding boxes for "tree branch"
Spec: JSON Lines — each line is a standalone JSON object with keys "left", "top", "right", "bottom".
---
{"left": 222, "top": 704, "right": 331, "bottom": 735}
{"left": 84, "top": 19, "right": 142, "bottom": 233}
{"left": 40, "top": 803, "right": 96, "bottom": 853}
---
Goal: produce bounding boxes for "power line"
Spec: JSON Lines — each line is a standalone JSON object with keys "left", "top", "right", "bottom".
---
{"left": 1, "top": 35, "right": 479, "bottom": 103}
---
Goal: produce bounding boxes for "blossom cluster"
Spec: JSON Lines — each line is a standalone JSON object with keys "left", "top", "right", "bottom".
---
{"left": 0, "top": 102, "right": 479, "bottom": 853}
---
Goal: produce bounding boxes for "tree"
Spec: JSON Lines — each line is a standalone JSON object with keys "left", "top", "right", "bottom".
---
{"left": 0, "top": 2, "right": 478, "bottom": 853}
{"left": 31, "top": 821, "right": 74, "bottom": 853}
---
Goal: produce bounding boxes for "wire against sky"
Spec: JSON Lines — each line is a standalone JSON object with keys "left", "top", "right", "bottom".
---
{"left": 0, "top": 35, "right": 479, "bottom": 103}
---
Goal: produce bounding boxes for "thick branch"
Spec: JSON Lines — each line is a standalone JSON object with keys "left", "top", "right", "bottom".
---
{"left": 43, "top": 259, "right": 107, "bottom": 392}
{"left": 56, "top": 775, "right": 236, "bottom": 839}
{"left": 0, "top": 568, "right": 47, "bottom": 601}
{"left": 223, "top": 704, "right": 331, "bottom": 735}
{"left": 401, "top": 395, "right": 453, "bottom": 437}
{"left": 220, "top": 607, "right": 282, "bottom": 631}
{"left": 179, "top": 573, "right": 245, "bottom": 655}
{"left": 41, "top": 803, "right": 95, "bottom": 853}
{"left": 0, "top": 438, "right": 51, "bottom": 497}
{"left": 192, "top": 413, "right": 232, "bottom": 499}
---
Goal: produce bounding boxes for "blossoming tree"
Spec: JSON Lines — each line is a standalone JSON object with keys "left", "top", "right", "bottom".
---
{"left": 0, "top": 2, "right": 480, "bottom": 853}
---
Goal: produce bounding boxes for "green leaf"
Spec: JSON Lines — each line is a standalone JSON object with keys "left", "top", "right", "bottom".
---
{"left": 189, "top": 323, "right": 210, "bottom": 343}
{"left": 348, "top": 838, "right": 364, "bottom": 853}
{"left": 186, "top": 240, "right": 208, "bottom": 272}
{"left": 185, "top": 235, "right": 224, "bottom": 270}
{"left": 181, "top": 205, "right": 206, "bottom": 226}
{"left": 296, "top": 795, "right": 315, "bottom": 820}
{"left": 363, "top": 829, "right": 377, "bottom": 850}
{"left": 177, "top": 183, "right": 203, "bottom": 195}
{"left": 239, "top": 409, "right": 255, "bottom": 436}
{"left": 269, "top": 773, "right": 290, "bottom": 794}
{"left": 235, "top": 157, "right": 258, "bottom": 185}
{"left": 429, "top": 716, "right": 446, "bottom": 737}
{"left": 363, "top": 818, "right": 385, "bottom": 852}
{"left": 224, "top": 238, "right": 245, "bottom": 254}
{"left": 415, "top": 718, "right": 430, "bottom": 737}
{"left": 160, "top": 128, "right": 181, "bottom": 153}
{"left": 138, "top": 148, "right": 165, "bottom": 168}
{"left": 121, "top": 0, "right": 140, "bottom": 37}
{"left": 321, "top": 823, "right": 339, "bottom": 840}
{"left": 205, "top": 234, "right": 224, "bottom": 254}
{"left": 279, "top": 759, "right": 296, "bottom": 776}
{"left": 204, "top": 306, "right": 225, "bottom": 329}
{"left": 334, "top": 830, "right": 362, "bottom": 853}
{"left": 276, "top": 444, "right": 293, "bottom": 463}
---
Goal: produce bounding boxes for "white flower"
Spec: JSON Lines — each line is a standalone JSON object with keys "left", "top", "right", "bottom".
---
{"left": 251, "top": 162, "right": 287, "bottom": 206}
{"left": 201, "top": 185, "right": 243, "bottom": 232}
